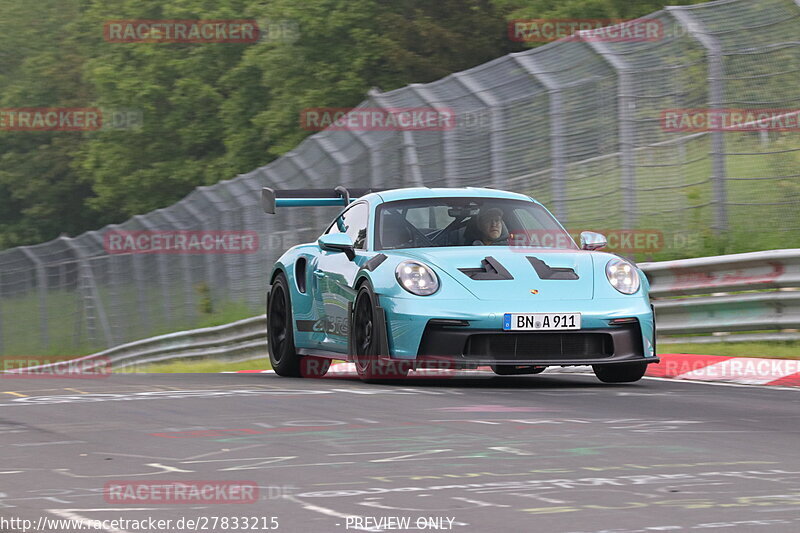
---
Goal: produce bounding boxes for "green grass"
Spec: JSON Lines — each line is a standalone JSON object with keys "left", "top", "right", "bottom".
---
{"left": 0, "top": 284, "right": 257, "bottom": 357}
{"left": 192, "top": 302, "right": 257, "bottom": 329}
{"left": 534, "top": 133, "right": 800, "bottom": 263}
{"left": 121, "top": 357, "right": 272, "bottom": 373}
{"left": 661, "top": 341, "right": 800, "bottom": 360}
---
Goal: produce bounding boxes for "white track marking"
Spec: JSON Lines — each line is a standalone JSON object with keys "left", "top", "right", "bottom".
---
{"left": 282, "top": 494, "right": 381, "bottom": 532}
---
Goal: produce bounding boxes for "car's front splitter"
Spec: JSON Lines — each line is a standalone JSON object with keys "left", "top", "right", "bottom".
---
{"left": 407, "top": 355, "right": 660, "bottom": 370}
{"left": 413, "top": 320, "right": 651, "bottom": 367}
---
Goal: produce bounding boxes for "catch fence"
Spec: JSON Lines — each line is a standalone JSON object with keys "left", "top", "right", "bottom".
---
{"left": 1, "top": 0, "right": 798, "bottom": 354}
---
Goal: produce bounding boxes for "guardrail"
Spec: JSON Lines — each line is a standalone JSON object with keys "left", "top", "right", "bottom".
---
{"left": 641, "top": 248, "right": 800, "bottom": 343}
{"left": 5, "top": 249, "right": 798, "bottom": 372}
{"left": 3, "top": 315, "right": 270, "bottom": 374}
{"left": 641, "top": 249, "right": 800, "bottom": 296}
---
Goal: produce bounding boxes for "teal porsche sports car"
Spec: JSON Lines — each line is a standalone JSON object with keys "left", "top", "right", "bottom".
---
{"left": 263, "top": 187, "right": 658, "bottom": 383}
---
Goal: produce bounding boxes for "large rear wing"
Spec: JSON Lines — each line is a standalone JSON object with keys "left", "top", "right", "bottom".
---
{"left": 261, "top": 187, "right": 381, "bottom": 214}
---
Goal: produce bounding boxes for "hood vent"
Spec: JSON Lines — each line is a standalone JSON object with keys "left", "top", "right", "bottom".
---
{"left": 459, "top": 256, "right": 514, "bottom": 280}
{"left": 527, "top": 256, "right": 579, "bottom": 280}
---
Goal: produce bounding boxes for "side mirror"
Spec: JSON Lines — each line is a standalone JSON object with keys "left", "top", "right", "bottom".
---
{"left": 580, "top": 231, "right": 607, "bottom": 251}
{"left": 318, "top": 233, "right": 356, "bottom": 261}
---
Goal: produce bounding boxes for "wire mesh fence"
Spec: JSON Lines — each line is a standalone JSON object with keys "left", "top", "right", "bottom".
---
{"left": 1, "top": 0, "right": 798, "bottom": 355}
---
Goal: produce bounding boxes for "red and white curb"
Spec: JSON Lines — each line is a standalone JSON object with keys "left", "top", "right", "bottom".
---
{"left": 647, "top": 354, "right": 800, "bottom": 386}
{"left": 227, "top": 354, "right": 800, "bottom": 388}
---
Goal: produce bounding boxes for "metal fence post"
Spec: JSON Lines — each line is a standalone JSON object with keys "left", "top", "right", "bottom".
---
{"left": 668, "top": 6, "right": 728, "bottom": 234}
{"left": 350, "top": 128, "right": 384, "bottom": 190}
{"left": 315, "top": 135, "right": 351, "bottom": 185}
{"left": 451, "top": 73, "right": 506, "bottom": 188}
{"left": 286, "top": 152, "right": 333, "bottom": 241}
{"left": 60, "top": 237, "right": 114, "bottom": 348}
{"left": 583, "top": 38, "right": 636, "bottom": 229}
{"left": 157, "top": 209, "right": 195, "bottom": 325}
{"left": 185, "top": 189, "right": 222, "bottom": 304}
{"left": 194, "top": 186, "right": 236, "bottom": 301}
{"left": 369, "top": 88, "right": 425, "bottom": 186}
{"left": 128, "top": 236, "right": 152, "bottom": 338}
{"left": 133, "top": 215, "right": 172, "bottom": 328}
{"left": 260, "top": 165, "right": 305, "bottom": 259}
{"left": 19, "top": 247, "right": 48, "bottom": 350}
{"left": 510, "top": 54, "right": 568, "bottom": 224}
{"left": 404, "top": 85, "right": 446, "bottom": 187}
{"left": 219, "top": 178, "right": 264, "bottom": 307}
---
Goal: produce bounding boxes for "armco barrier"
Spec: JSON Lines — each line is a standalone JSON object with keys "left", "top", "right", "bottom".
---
{"left": 2, "top": 315, "right": 270, "bottom": 373}
{"left": 4, "top": 249, "right": 798, "bottom": 372}
{"left": 641, "top": 248, "right": 800, "bottom": 343}
{"left": 640, "top": 248, "right": 800, "bottom": 297}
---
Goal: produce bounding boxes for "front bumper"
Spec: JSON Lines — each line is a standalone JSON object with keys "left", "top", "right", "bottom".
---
{"left": 379, "top": 296, "right": 657, "bottom": 364}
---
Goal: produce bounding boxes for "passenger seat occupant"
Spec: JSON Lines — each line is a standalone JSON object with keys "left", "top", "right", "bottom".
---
{"left": 466, "top": 208, "right": 508, "bottom": 245}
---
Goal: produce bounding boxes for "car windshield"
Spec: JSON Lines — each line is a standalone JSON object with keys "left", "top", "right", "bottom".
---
{"left": 375, "top": 197, "right": 577, "bottom": 250}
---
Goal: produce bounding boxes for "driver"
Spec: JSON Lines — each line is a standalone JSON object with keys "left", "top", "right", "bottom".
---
{"left": 471, "top": 207, "right": 507, "bottom": 245}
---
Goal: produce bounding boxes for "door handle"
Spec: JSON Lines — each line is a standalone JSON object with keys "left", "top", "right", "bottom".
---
{"left": 313, "top": 270, "right": 325, "bottom": 279}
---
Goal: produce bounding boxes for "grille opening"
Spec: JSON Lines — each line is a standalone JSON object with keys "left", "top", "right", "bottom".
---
{"left": 295, "top": 258, "right": 307, "bottom": 293}
{"left": 465, "top": 332, "right": 613, "bottom": 360}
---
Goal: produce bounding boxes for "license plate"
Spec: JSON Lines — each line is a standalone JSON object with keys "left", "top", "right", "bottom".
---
{"left": 503, "top": 313, "right": 581, "bottom": 331}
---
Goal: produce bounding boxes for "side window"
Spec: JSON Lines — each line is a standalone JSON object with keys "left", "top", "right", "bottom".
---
{"left": 323, "top": 208, "right": 351, "bottom": 236}
{"left": 514, "top": 207, "right": 544, "bottom": 230}
{"left": 341, "top": 202, "right": 369, "bottom": 249}
{"left": 325, "top": 203, "right": 369, "bottom": 248}
{"left": 323, "top": 216, "right": 344, "bottom": 235}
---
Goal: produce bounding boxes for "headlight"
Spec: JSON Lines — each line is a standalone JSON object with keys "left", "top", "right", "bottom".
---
{"left": 395, "top": 260, "right": 439, "bottom": 296}
{"left": 606, "top": 259, "right": 640, "bottom": 294}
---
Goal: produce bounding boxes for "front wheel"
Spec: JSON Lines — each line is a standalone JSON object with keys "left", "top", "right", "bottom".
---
{"left": 268, "top": 274, "right": 301, "bottom": 377}
{"left": 268, "top": 274, "right": 331, "bottom": 378}
{"left": 592, "top": 362, "right": 647, "bottom": 383}
{"left": 352, "top": 284, "right": 409, "bottom": 382}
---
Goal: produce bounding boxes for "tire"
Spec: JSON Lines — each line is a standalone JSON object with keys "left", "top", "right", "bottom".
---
{"left": 267, "top": 273, "right": 302, "bottom": 377}
{"left": 593, "top": 362, "right": 647, "bottom": 383}
{"left": 492, "top": 365, "right": 546, "bottom": 376}
{"left": 351, "top": 284, "right": 409, "bottom": 382}
{"left": 268, "top": 273, "right": 331, "bottom": 378}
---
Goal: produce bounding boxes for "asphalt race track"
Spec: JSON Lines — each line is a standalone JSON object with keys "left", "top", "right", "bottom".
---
{"left": 1, "top": 372, "right": 799, "bottom": 533}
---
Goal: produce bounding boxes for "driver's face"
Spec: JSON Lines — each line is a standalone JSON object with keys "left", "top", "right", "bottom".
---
{"left": 481, "top": 216, "right": 502, "bottom": 240}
